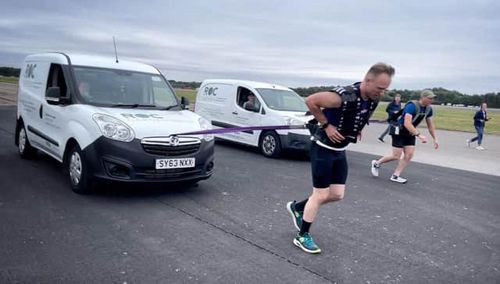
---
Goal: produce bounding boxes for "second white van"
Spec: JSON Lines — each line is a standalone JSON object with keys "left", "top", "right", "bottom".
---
{"left": 194, "top": 79, "right": 312, "bottom": 157}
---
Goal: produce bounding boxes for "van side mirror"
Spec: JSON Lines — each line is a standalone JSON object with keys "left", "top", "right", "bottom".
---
{"left": 46, "top": 87, "right": 61, "bottom": 105}
{"left": 181, "top": 96, "right": 190, "bottom": 110}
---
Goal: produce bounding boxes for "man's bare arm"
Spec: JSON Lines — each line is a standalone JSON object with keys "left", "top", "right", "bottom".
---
{"left": 305, "top": 91, "right": 342, "bottom": 125}
{"left": 403, "top": 113, "right": 418, "bottom": 135}
{"left": 404, "top": 113, "right": 427, "bottom": 143}
{"left": 426, "top": 117, "right": 439, "bottom": 149}
{"left": 305, "top": 91, "right": 344, "bottom": 143}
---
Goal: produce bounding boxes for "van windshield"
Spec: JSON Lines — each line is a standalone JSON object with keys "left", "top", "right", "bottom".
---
{"left": 256, "top": 88, "right": 308, "bottom": 112}
{"left": 73, "top": 66, "right": 178, "bottom": 109}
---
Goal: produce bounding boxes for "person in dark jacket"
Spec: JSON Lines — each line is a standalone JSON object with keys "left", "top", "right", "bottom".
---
{"left": 466, "top": 102, "right": 490, "bottom": 150}
{"left": 378, "top": 93, "right": 401, "bottom": 142}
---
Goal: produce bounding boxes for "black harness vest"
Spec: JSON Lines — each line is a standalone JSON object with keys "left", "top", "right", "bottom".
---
{"left": 307, "top": 84, "right": 378, "bottom": 149}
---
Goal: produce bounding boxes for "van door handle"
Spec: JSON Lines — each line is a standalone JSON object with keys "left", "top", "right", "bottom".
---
{"left": 232, "top": 111, "right": 238, "bottom": 115}
{"left": 39, "top": 105, "right": 43, "bottom": 119}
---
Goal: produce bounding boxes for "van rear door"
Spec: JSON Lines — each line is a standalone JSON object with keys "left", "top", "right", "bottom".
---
{"left": 19, "top": 60, "right": 50, "bottom": 152}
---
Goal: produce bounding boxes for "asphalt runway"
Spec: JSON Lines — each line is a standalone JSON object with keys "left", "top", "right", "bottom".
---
{"left": 1, "top": 106, "right": 499, "bottom": 283}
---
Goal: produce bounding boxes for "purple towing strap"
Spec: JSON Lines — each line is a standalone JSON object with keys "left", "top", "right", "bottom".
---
{"left": 174, "top": 124, "right": 307, "bottom": 136}
{"left": 173, "top": 118, "right": 385, "bottom": 136}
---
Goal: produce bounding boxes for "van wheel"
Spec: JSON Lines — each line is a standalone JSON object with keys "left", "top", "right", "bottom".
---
{"left": 17, "top": 123, "right": 37, "bottom": 159}
{"left": 259, "top": 131, "right": 282, "bottom": 158}
{"left": 66, "top": 144, "right": 93, "bottom": 194}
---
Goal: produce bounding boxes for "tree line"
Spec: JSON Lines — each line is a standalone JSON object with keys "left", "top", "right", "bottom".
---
{"left": 2, "top": 67, "right": 498, "bottom": 107}
{"left": 0, "top": 67, "right": 21, "bottom": 77}
{"left": 293, "top": 86, "right": 500, "bottom": 108}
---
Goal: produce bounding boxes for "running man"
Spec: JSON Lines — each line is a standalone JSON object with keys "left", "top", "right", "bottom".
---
{"left": 286, "top": 63, "right": 395, "bottom": 254}
{"left": 371, "top": 90, "right": 439, "bottom": 184}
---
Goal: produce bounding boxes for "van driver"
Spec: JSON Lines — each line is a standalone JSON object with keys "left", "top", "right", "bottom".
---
{"left": 243, "top": 93, "right": 259, "bottom": 111}
{"left": 78, "top": 81, "right": 91, "bottom": 100}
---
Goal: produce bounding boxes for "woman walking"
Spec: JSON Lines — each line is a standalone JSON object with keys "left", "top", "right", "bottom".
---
{"left": 467, "top": 102, "right": 490, "bottom": 150}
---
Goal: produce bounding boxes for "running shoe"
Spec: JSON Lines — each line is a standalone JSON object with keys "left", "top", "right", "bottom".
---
{"left": 371, "top": 160, "right": 380, "bottom": 177}
{"left": 293, "top": 232, "right": 321, "bottom": 254}
{"left": 286, "top": 201, "right": 303, "bottom": 231}
{"left": 390, "top": 174, "right": 407, "bottom": 184}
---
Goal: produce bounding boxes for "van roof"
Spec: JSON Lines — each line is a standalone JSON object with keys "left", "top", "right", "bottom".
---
{"left": 24, "top": 52, "right": 160, "bottom": 74}
{"left": 201, "top": 79, "right": 291, "bottom": 90}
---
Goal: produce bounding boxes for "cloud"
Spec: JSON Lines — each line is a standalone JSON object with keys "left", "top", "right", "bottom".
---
{"left": 0, "top": 0, "right": 499, "bottom": 94}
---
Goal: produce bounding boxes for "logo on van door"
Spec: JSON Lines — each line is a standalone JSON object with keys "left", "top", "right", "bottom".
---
{"left": 203, "top": 86, "right": 218, "bottom": 97}
{"left": 24, "top": 64, "right": 37, "bottom": 79}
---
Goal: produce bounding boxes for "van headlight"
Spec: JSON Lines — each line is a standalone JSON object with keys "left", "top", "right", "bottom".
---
{"left": 92, "top": 114, "right": 135, "bottom": 142}
{"left": 285, "top": 116, "right": 304, "bottom": 126}
{"left": 198, "top": 117, "right": 214, "bottom": 141}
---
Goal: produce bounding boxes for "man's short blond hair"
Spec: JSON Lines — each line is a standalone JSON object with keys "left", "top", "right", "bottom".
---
{"left": 366, "top": 62, "right": 395, "bottom": 77}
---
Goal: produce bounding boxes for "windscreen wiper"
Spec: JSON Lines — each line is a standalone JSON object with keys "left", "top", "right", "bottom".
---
{"left": 110, "top": 104, "right": 157, "bottom": 108}
{"left": 162, "top": 104, "right": 179, "bottom": 110}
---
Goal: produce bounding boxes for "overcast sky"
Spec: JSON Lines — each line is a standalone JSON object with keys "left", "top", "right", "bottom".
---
{"left": 1, "top": 0, "right": 499, "bottom": 94}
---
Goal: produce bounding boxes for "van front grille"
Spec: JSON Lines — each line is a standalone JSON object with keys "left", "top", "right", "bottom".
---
{"left": 141, "top": 136, "right": 201, "bottom": 157}
{"left": 142, "top": 143, "right": 200, "bottom": 156}
{"left": 139, "top": 168, "right": 203, "bottom": 179}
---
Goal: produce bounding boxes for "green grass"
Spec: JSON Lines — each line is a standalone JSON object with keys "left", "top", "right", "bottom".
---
{"left": 174, "top": 88, "right": 197, "bottom": 102}
{"left": 0, "top": 76, "right": 18, "bottom": 84}
{"left": 372, "top": 102, "right": 499, "bottom": 135}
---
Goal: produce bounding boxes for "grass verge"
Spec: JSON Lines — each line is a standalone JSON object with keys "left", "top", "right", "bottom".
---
{"left": 372, "top": 102, "right": 499, "bottom": 135}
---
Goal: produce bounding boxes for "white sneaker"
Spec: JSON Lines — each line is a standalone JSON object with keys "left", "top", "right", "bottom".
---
{"left": 371, "top": 160, "right": 380, "bottom": 177}
{"left": 476, "top": 146, "right": 485, "bottom": 150}
{"left": 466, "top": 139, "right": 471, "bottom": 147}
{"left": 390, "top": 175, "right": 407, "bottom": 184}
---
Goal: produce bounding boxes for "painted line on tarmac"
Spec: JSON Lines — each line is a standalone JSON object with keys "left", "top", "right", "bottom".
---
{"left": 156, "top": 198, "right": 335, "bottom": 283}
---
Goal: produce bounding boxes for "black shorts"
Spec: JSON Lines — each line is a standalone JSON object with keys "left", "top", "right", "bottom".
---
{"left": 391, "top": 134, "right": 416, "bottom": 148}
{"left": 310, "top": 142, "right": 348, "bottom": 188}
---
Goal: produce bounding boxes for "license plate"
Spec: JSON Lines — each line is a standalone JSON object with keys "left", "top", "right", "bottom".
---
{"left": 156, "top": 158, "right": 195, "bottom": 169}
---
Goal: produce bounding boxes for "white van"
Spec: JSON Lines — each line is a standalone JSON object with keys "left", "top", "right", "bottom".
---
{"left": 194, "top": 79, "right": 312, "bottom": 157}
{"left": 16, "top": 52, "right": 214, "bottom": 194}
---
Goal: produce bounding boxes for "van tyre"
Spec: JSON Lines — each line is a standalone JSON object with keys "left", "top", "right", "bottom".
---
{"left": 260, "top": 131, "right": 282, "bottom": 158}
{"left": 66, "top": 144, "right": 93, "bottom": 194}
{"left": 17, "top": 123, "right": 37, "bottom": 159}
